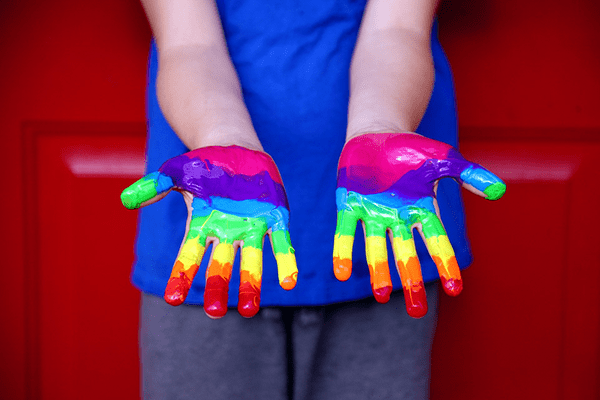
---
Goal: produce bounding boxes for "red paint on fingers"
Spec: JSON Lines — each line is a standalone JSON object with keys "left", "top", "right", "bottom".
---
{"left": 164, "top": 272, "right": 192, "bottom": 306}
{"left": 204, "top": 275, "right": 230, "bottom": 318}
{"left": 238, "top": 281, "right": 261, "bottom": 318}
{"left": 403, "top": 281, "right": 428, "bottom": 318}
{"left": 441, "top": 276, "right": 463, "bottom": 296}
{"left": 372, "top": 285, "right": 393, "bottom": 303}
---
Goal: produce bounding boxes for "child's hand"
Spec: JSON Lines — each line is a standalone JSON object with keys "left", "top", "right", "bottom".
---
{"left": 121, "top": 146, "right": 297, "bottom": 319}
{"left": 334, "top": 133, "right": 505, "bottom": 318}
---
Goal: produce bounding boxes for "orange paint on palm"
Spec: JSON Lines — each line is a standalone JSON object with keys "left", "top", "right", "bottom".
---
{"left": 369, "top": 260, "right": 393, "bottom": 303}
{"left": 432, "top": 255, "right": 462, "bottom": 296}
{"left": 204, "top": 260, "right": 233, "bottom": 318}
{"left": 396, "top": 256, "right": 428, "bottom": 317}
{"left": 238, "top": 270, "right": 262, "bottom": 318}
{"left": 333, "top": 256, "right": 352, "bottom": 281}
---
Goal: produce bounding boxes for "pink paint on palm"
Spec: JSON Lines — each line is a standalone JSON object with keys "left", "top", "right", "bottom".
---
{"left": 338, "top": 133, "right": 452, "bottom": 193}
{"left": 183, "top": 146, "right": 284, "bottom": 185}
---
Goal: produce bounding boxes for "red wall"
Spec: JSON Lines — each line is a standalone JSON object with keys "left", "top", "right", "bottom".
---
{"left": 1, "top": 0, "right": 598, "bottom": 398}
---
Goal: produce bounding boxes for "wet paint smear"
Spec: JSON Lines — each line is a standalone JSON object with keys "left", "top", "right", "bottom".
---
{"left": 334, "top": 133, "right": 505, "bottom": 318}
{"left": 122, "top": 146, "right": 297, "bottom": 318}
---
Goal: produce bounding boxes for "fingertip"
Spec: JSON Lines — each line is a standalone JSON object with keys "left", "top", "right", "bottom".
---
{"left": 373, "top": 285, "right": 392, "bottom": 303}
{"left": 484, "top": 182, "right": 507, "bottom": 201}
{"left": 120, "top": 187, "right": 142, "bottom": 209}
{"left": 280, "top": 273, "right": 297, "bottom": 290}
{"left": 441, "top": 277, "right": 463, "bottom": 296}
{"left": 238, "top": 279, "right": 261, "bottom": 318}
{"left": 403, "top": 282, "right": 428, "bottom": 318}
{"left": 333, "top": 257, "right": 352, "bottom": 281}
{"left": 204, "top": 275, "right": 230, "bottom": 318}
{"left": 164, "top": 274, "right": 191, "bottom": 306}
{"left": 238, "top": 297, "right": 260, "bottom": 318}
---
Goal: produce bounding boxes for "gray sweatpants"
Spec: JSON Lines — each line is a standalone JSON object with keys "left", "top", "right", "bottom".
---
{"left": 140, "top": 283, "right": 439, "bottom": 400}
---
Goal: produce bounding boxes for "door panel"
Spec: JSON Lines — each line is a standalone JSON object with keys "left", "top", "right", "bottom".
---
{"left": 431, "top": 129, "right": 600, "bottom": 399}
{"left": 23, "top": 122, "right": 146, "bottom": 399}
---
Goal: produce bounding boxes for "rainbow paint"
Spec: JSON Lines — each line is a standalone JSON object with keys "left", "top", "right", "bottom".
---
{"left": 334, "top": 133, "right": 505, "bottom": 318}
{"left": 121, "top": 146, "right": 297, "bottom": 318}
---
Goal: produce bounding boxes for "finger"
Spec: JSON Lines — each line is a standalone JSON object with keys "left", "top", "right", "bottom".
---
{"left": 459, "top": 164, "right": 506, "bottom": 200}
{"left": 120, "top": 171, "right": 174, "bottom": 209}
{"left": 440, "top": 149, "right": 506, "bottom": 200}
{"left": 270, "top": 229, "right": 298, "bottom": 290}
{"left": 364, "top": 222, "right": 393, "bottom": 303}
{"left": 163, "top": 214, "right": 208, "bottom": 306}
{"left": 333, "top": 208, "right": 359, "bottom": 281}
{"left": 237, "top": 226, "right": 265, "bottom": 318}
{"left": 238, "top": 245, "right": 263, "bottom": 318}
{"left": 204, "top": 242, "right": 235, "bottom": 319}
{"left": 414, "top": 208, "right": 462, "bottom": 296}
{"left": 389, "top": 223, "right": 428, "bottom": 318}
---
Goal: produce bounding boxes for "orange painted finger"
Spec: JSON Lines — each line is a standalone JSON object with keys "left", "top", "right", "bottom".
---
{"left": 204, "top": 242, "right": 235, "bottom": 319}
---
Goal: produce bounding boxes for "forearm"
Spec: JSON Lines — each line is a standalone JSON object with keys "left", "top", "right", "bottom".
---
{"left": 156, "top": 45, "right": 261, "bottom": 151}
{"left": 141, "top": 0, "right": 261, "bottom": 151}
{"left": 347, "top": 28, "right": 434, "bottom": 140}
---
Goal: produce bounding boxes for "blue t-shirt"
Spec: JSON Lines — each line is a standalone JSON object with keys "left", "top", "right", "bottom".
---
{"left": 132, "top": 0, "right": 473, "bottom": 306}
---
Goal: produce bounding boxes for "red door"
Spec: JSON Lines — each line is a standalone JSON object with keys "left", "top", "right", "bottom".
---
{"left": 1, "top": 0, "right": 599, "bottom": 399}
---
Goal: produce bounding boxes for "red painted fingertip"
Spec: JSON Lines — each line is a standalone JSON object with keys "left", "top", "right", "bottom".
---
{"left": 164, "top": 273, "right": 191, "bottom": 306}
{"left": 441, "top": 277, "right": 463, "bottom": 296}
{"left": 373, "top": 285, "right": 393, "bottom": 303}
{"left": 238, "top": 284, "right": 261, "bottom": 318}
{"left": 403, "top": 282, "right": 428, "bottom": 319}
{"left": 204, "top": 275, "right": 229, "bottom": 319}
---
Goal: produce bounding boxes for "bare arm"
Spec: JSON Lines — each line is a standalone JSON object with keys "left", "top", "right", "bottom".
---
{"left": 346, "top": 0, "right": 438, "bottom": 140}
{"left": 141, "top": 0, "right": 262, "bottom": 150}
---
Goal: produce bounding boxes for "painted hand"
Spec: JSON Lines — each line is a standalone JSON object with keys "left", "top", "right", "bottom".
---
{"left": 121, "top": 146, "right": 297, "bottom": 319}
{"left": 334, "top": 133, "right": 505, "bottom": 318}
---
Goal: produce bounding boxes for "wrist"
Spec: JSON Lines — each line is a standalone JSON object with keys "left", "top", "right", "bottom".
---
{"left": 345, "top": 129, "right": 420, "bottom": 144}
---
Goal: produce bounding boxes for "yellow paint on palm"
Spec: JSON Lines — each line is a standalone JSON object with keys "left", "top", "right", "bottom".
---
{"left": 274, "top": 253, "right": 298, "bottom": 290}
{"left": 365, "top": 236, "right": 392, "bottom": 303}
{"left": 241, "top": 246, "right": 263, "bottom": 285}
{"left": 333, "top": 234, "right": 354, "bottom": 281}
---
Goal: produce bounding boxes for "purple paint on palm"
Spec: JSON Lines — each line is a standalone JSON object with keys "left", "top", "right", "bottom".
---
{"left": 159, "top": 146, "right": 289, "bottom": 208}
{"left": 337, "top": 133, "right": 473, "bottom": 198}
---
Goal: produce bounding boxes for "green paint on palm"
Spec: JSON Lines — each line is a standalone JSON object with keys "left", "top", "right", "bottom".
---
{"left": 335, "top": 192, "right": 448, "bottom": 240}
{"left": 189, "top": 210, "right": 268, "bottom": 248}
{"left": 484, "top": 182, "right": 506, "bottom": 201}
